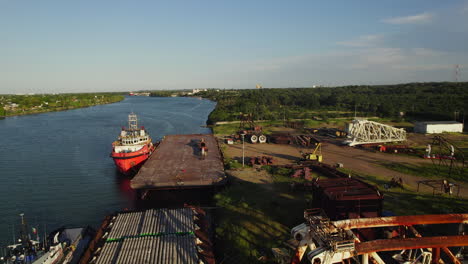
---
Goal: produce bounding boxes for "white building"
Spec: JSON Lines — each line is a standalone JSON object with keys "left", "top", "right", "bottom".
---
{"left": 414, "top": 121, "right": 463, "bottom": 134}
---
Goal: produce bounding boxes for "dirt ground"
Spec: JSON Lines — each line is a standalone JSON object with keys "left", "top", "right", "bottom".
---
{"left": 222, "top": 134, "right": 468, "bottom": 198}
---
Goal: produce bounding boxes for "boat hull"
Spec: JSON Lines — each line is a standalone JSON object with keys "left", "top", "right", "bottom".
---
{"left": 111, "top": 144, "right": 155, "bottom": 176}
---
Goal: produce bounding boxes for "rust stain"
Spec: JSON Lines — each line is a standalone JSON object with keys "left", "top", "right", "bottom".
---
{"left": 333, "top": 214, "right": 468, "bottom": 230}
{"left": 355, "top": 235, "right": 468, "bottom": 254}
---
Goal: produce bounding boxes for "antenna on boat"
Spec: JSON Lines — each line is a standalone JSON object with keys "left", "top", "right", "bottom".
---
{"left": 43, "top": 223, "right": 47, "bottom": 249}
{"left": 128, "top": 113, "right": 138, "bottom": 130}
{"left": 12, "top": 218, "right": 16, "bottom": 244}
{"left": 19, "top": 213, "right": 29, "bottom": 246}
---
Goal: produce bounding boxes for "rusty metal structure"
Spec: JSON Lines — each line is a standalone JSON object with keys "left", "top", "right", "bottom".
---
{"left": 269, "top": 133, "right": 320, "bottom": 147}
{"left": 249, "top": 156, "right": 274, "bottom": 166}
{"left": 238, "top": 113, "right": 266, "bottom": 143}
{"left": 417, "top": 179, "right": 461, "bottom": 196}
{"left": 80, "top": 207, "right": 214, "bottom": 264}
{"left": 312, "top": 178, "right": 383, "bottom": 221}
{"left": 427, "top": 135, "right": 465, "bottom": 179}
{"left": 131, "top": 134, "right": 226, "bottom": 192}
{"left": 290, "top": 211, "right": 468, "bottom": 264}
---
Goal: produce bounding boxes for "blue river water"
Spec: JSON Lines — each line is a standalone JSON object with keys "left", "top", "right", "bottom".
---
{"left": 0, "top": 96, "right": 215, "bottom": 246}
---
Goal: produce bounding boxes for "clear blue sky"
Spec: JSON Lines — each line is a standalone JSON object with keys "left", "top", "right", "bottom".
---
{"left": 1, "top": 0, "right": 467, "bottom": 93}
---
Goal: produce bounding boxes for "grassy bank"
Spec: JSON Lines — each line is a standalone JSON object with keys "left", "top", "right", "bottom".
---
{"left": 1, "top": 93, "right": 124, "bottom": 117}
{"left": 379, "top": 162, "right": 468, "bottom": 183}
{"left": 338, "top": 168, "right": 468, "bottom": 215}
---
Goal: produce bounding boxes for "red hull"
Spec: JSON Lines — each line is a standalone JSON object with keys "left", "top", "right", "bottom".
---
{"left": 111, "top": 144, "right": 155, "bottom": 175}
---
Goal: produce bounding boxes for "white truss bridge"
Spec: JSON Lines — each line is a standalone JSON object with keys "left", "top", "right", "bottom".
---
{"left": 345, "top": 119, "right": 406, "bottom": 146}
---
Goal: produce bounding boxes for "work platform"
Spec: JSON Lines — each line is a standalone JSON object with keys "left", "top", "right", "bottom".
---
{"left": 131, "top": 134, "right": 226, "bottom": 190}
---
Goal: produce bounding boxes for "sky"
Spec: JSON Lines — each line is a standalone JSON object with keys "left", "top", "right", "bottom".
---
{"left": 1, "top": 0, "right": 468, "bottom": 93}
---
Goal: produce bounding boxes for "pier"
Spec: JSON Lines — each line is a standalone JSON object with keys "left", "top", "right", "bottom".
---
{"left": 131, "top": 134, "right": 226, "bottom": 191}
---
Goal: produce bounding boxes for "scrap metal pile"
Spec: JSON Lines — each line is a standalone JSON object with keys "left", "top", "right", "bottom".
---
{"left": 358, "top": 143, "right": 416, "bottom": 154}
{"left": 269, "top": 134, "right": 320, "bottom": 147}
{"left": 250, "top": 156, "right": 274, "bottom": 166}
{"left": 306, "top": 127, "right": 348, "bottom": 138}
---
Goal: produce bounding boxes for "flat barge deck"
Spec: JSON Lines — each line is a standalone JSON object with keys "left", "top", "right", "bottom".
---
{"left": 131, "top": 134, "right": 226, "bottom": 190}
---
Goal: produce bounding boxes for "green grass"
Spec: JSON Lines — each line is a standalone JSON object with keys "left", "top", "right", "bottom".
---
{"left": 384, "top": 191, "right": 468, "bottom": 215}
{"left": 379, "top": 162, "right": 468, "bottom": 183}
{"left": 212, "top": 123, "right": 241, "bottom": 135}
{"left": 338, "top": 168, "right": 468, "bottom": 215}
{"left": 214, "top": 168, "right": 313, "bottom": 263}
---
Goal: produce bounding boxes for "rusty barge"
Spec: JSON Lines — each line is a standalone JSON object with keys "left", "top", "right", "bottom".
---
{"left": 130, "top": 134, "right": 226, "bottom": 192}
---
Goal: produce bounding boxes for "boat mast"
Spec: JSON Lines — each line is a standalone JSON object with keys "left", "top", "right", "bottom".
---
{"left": 19, "top": 213, "right": 29, "bottom": 247}
{"left": 128, "top": 113, "right": 138, "bottom": 130}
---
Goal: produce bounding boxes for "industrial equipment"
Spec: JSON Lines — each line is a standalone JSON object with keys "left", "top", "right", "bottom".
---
{"left": 300, "top": 143, "right": 323, "bottom": 162}
{"left": 344, "top": 119, "right": 406, "bottom": 146}
{"left": 238, "top": 113, "right": 266, "bottom": 143}
{"left": 290, "top": 210, "right": 468, "bottom": 264}
{"left": 425, "top": 135, "right": 465, "bottom": 179}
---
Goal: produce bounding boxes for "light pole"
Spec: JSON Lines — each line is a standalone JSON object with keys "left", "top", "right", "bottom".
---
{"left": 241, "top": 133, "right": 245, "bottom": 167}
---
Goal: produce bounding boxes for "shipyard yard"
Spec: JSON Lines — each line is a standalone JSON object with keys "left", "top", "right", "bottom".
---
{"left": 212, "top": 119, "right": 468, "bottom": 263}
{"left": 1, "top": 96, "right": 467, "bottom": 264}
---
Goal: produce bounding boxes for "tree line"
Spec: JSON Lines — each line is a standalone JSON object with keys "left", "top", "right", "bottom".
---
{"left": 193, "top": 82, "right": 468, "bottom": 124}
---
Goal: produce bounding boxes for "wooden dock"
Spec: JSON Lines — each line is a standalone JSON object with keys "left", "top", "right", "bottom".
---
{"left": 131, "top": 134, "right": 226, "bottom": 190}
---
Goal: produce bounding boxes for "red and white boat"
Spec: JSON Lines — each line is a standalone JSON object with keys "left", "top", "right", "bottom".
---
{"left": 111, "top": 113, "right": 155, "bottom": 175}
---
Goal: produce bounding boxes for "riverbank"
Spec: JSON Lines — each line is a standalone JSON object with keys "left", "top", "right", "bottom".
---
{"left": 1, "top": 94, "right": 124, "bottom": 118}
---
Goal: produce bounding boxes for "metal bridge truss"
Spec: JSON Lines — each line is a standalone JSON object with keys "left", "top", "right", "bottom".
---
{"left": 345, "top": 119, "right": 406, "bottom": 146}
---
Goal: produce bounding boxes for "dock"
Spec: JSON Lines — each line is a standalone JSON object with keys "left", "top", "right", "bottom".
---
{"left": 131, "top": 134, "right": 226, "bottom": 190}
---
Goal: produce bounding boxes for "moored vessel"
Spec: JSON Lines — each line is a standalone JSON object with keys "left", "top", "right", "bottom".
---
{"left": 111, "top": 113, "right": 155, "bottom": 175}
{"left": 1, "top": 214, "right": 95, "bottom": 264}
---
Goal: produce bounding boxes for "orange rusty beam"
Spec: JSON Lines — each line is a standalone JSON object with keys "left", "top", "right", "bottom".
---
{"left": 409, "top": 226, "right": 460, "bottom": 264}
{"left": 432, "top": 248, "right": 440, "bottom": 264}
{"left": 333, "top": 214, "right": 468, "bottom": 230}
{"left": 355, "top": 235, "right": 468, "bottom": 254}
{"left": 441, "top": 247, "right": 461, "bottom": 264}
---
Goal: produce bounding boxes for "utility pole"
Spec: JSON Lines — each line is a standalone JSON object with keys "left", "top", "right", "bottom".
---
{"left": 354, "top": 103, "right": 357, "bottom": 119}
{"left": 454, "top": 64, "right": 460, "bottom": 82}
{"left": 241, "top": 134, "right": 245, "bottom": 167}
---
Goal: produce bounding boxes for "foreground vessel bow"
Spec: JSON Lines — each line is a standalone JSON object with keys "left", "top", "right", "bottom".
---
{"left": 111, "top": 113, "right": 155, "bottom": 175}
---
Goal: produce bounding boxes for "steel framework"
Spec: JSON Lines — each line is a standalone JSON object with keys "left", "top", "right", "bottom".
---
{"left": 428, "top": 135, "right": 466, "bottom": 179}
{"left": 345, "top": 119, "right": 406, "bottom": 146}
{"left": 290, "top": 212, "right": 468, "bottom": 264}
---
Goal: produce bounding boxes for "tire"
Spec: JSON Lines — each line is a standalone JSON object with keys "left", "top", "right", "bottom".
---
{"left": 250, "top": 135, "right": 258, "bottom": 143}
{"left": 258, "top": 135, "right": 267, "bottom": 143}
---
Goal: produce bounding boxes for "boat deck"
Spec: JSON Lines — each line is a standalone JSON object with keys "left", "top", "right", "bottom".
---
{"left": 131, "top": 134, "right": 226, "bottom": 190}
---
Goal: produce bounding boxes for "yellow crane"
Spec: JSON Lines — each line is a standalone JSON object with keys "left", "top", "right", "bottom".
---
{"left": 301, "top": 143, "right": 322, "bottom": 162}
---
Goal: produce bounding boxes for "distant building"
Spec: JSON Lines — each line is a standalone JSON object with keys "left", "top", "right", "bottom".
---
{"left": 189, "top": 89, "right": 207, "bottom": 95}
{"left": 414, "top": 121, "right": 463, "bottom": 134}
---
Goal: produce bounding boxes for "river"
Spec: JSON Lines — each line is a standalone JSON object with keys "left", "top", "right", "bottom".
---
{"left": 0, "top": 96, "right": 215, "bottom": 246}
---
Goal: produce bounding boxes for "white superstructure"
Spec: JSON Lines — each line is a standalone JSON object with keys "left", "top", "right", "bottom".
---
{"left": 113, "top": 113, "right": 152, "bottom": 153}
